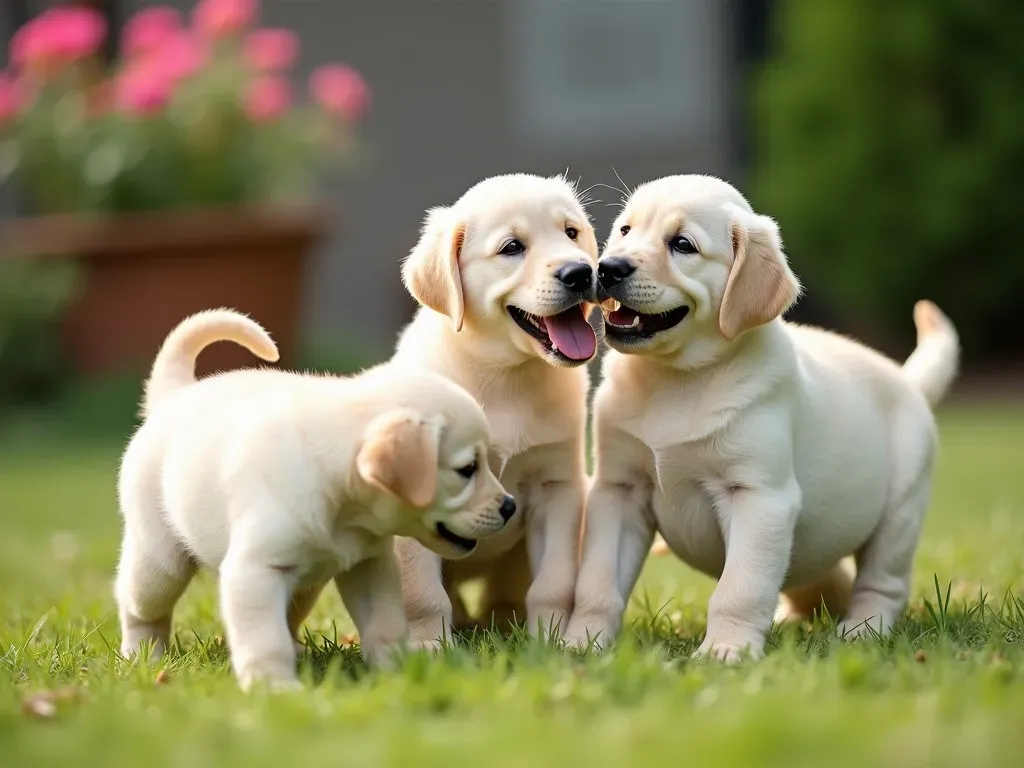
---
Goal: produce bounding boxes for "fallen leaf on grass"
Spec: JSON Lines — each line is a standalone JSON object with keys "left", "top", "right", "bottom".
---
{"left": 22, "top": 696, "right": 57, "bottom": 719}
{"left": 21, "top": 687, "right": 81, "bottom": 719}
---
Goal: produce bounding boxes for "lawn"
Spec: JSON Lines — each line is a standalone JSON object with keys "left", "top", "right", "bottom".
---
{"left": 2, "top": 399, "right": 1023, "bottom": 767}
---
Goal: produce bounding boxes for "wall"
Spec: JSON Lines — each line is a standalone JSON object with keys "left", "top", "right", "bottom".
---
{"left": 6, "top": 0, "right": 741, "bottom": 358}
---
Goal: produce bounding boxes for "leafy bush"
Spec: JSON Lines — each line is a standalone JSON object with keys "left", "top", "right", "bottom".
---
{"left": 0, "top": 258, "right": 78, "bottom": 405}
{"left": 752, "top": 0, "right": 1024, "bottom": 359}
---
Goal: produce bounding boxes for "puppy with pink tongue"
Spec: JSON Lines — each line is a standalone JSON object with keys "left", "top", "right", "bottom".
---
{"left": 391, "top": 173, "right": 600, "bottom": 646}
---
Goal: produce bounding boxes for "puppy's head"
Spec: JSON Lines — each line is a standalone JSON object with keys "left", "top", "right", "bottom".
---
{"left": 354, "top": 381, "right": 513, "bottom": 559}
{"left": 597, "top": 175, "right": 800, "bottom": 364}
{"left": 402, "top": 173, "right": 600, "bottom": 368}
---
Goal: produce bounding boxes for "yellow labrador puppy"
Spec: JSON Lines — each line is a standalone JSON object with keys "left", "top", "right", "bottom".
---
{"left": 393, "top": 173, "right": 599, "bottom": 645}
{"left": 116, "top": 310, "right": 512, "bottom": 690}
{"left": 566, "top": 175, "right": 959, "bottom": 660}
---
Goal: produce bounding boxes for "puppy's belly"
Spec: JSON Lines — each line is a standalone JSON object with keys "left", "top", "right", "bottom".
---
{"left": 653, "top": 482, "right": 885, "bottom": 588}
{"left": 653, "top": 486, "right": 727, "bottom": 579}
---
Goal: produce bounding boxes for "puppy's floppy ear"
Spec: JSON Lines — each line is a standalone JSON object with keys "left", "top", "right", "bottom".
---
{"left": 357, "top": 409, "right": 441, "bottom": 509}
{"left": 401, "top": 206, "right": 466, "bottom": 332}
{"left": 719, "top": 204, "right": 801, "bottom": 340}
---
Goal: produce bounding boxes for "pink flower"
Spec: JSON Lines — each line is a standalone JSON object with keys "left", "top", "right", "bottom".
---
{"left": 244, "top": 75, "right": 291, "bottom": 122}
{"left": 152, "top": 32, "right": 208, "bottom": 83}
{"left": 243, "top": 28, "right": 299, "bottom": 71}
{"left": 10, "top": 6, "right": 107, "bottom": 73}
{"left": 116, "top": 63, "right": 173, "bottom": 116}
{"left": 309, "top": 64, "right": 369, "bottom": 122}
{"left": 122, "top": 6, "right": 183, "bottom": 58}
{"left": 193, "top": 0, "right": 258, "bottom": 40}
{"left": 0, "top": 73, "right": 23, "bottom": 125}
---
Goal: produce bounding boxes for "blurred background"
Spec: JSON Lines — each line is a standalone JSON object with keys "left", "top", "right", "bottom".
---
{"left": 1, "top": 0, "right": 1021, "bottom": 431}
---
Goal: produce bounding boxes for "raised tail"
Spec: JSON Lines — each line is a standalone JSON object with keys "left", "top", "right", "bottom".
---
{"left": 142, "top": 309, "right": 279, "bottom": 417}
{"left": 902, "top": 300, "right": 959, "bottom": 408}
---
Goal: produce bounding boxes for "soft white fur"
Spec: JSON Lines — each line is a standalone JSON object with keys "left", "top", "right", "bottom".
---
{"left": 392, "top": 173, "right": 599, "bottom": 644}
{"left": 566, "top": 175, "right": 960, "bottom": 661}
{"left": 116, "top": 310, "right": 511, "bottom": 689}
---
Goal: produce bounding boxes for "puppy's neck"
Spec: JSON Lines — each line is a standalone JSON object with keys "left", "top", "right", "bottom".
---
{"left": 405, "top": 308, "right": 558, "bottom": 377}
{"left": 653, "top": 320, "right": 781, "bottom": 376}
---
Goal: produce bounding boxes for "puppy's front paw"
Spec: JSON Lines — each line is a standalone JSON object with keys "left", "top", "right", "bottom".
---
{"left": 237, "top": 666, "right": 302, "bottom": 693}
{"left": 693, "top": 635, "right": 764, "bottom": 664}
{"left": 407, "top": 638, "right": 445, "bottom": 654}
{"left": 562, "top": 615, "right": 615, "bottom": 652}
{"left": 361, "top": 639, "right": 403, "bottom": 670}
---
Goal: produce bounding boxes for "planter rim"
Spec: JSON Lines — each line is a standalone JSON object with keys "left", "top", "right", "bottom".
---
{"left": 1, "top": 204, "right": 332, "bottom": 259}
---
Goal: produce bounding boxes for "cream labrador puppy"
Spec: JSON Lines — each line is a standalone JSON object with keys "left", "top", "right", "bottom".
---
{"left": 393, "top": 173, "right": 599, "bottom": 645}
{"left": 116, "top": 309, "right": 513, "bottom": 690}
{"left": 566, "top": 175, "right": 959, "bottom": 660}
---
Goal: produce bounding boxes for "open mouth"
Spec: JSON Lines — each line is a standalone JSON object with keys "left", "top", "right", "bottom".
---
{"left": 436, "top": 523, "right": 477, "bottom": 552}
{"left": 507, "top": 304, "right": 597, "bottom": 362}
{"left": 603, "top": 303, "right": 690, "bottom": 340}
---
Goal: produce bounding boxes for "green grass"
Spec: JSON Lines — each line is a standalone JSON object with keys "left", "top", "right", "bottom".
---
{"left": 2, "top": 402, "right": 1024, "bottom": 767}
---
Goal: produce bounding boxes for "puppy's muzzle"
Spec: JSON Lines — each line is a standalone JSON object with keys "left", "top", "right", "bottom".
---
{"left": 597, "top": 257, "right": 636, "bottom": 291}
{"left": 498, "top": 494, "right": 516, "bottom": 523}
{"left": 555, "top": 262, "right": 594, "bottom": 295}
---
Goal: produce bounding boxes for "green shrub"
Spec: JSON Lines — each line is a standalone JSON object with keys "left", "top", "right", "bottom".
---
{"left": 0, "top": 257, "right": 78, "bottom": 406}
{"left": 752, "top": 0, "right": 1024, "bottom": 359}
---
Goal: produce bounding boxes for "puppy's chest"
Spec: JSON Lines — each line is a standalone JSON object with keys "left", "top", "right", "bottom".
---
{"left": 294, "top": 528, "right": 383, "bottom": 588}
{"left": 484, "top": 400, "right": 572, "bottom": 460}
{"left": 648, "top": 442, "right": 730, "bottom": 578}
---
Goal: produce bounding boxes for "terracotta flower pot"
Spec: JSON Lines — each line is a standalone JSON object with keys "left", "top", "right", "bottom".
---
{"left": 3, "top": 205, "right": 326, "bottom": 378}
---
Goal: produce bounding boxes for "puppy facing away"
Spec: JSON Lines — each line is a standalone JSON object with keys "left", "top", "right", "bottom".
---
{"left": 566, "top": 175, "right": 959, "bottom": 660}
{"left": 116, "top": 310, "right": 513, "bottom": 689}
{"left": 392, "top": 173, "right": 599, "bottom": 645}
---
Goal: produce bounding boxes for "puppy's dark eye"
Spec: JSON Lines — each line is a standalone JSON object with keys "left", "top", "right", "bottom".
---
{"left": 455, "top": 460, "right": 477, "bottom": 479}
{"left": 669, "top": 235, "right": 698, "bottom": 255}
{"left": 620, "top": 225, "right": 631, "bottom": 236}
{"left": 498, "top": 239, "right": 525, "bottom": 256}
{"left": 565, "top": 226, "right": 579, "bottom": 241}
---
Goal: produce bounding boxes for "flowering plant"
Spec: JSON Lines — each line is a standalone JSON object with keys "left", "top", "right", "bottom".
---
{"left": 0, "top": 0, "right": 369, "bottom": 213}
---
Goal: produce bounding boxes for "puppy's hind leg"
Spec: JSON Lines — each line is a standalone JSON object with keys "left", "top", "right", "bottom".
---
{"left": 220, "top": 543, "right": 301, "bottom": 691}
{"left": 775, "top": 559, "right": 854, "bottom": 624}
{"left": 115, "top": 528, "right": 195, "bottom": 662}
{"left": 840, "top": 476, "right": 931, "bottom": 640}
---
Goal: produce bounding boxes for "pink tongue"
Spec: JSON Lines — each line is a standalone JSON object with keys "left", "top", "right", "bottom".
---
{"left": 609, "top": 307, "right": 640, "bottom": 325}
{"left": 543, "top": 307, "right": 597, "bottom": 361}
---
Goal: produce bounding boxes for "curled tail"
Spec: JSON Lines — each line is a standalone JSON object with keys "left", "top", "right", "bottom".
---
{"left": 142, "top": 309, "right": 279, "bottom": 417}
{"left": 902, "top": 300, "right": 959, "bottom": 408}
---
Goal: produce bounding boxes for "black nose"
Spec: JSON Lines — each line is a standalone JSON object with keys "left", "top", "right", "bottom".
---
{"left": 597, "top": 257, "right": 636, "bottom": 289}
{"left": 498, "top": 494, "right": 516, "bottom": 523}
{"left": 554, "top": 262, "right": 593, "bottom": 294}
